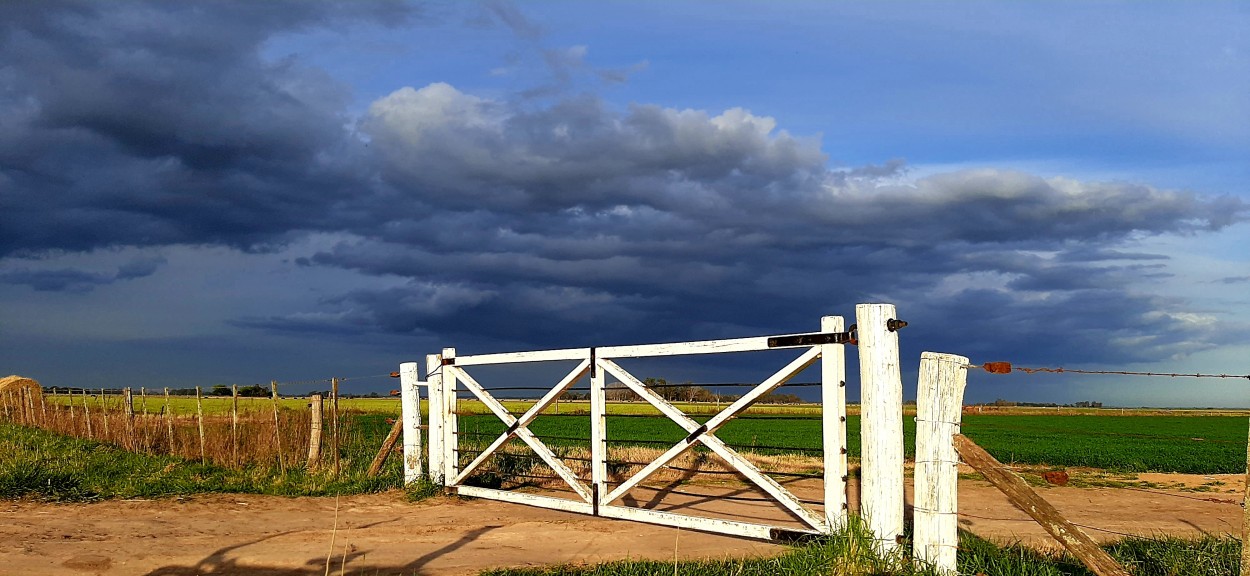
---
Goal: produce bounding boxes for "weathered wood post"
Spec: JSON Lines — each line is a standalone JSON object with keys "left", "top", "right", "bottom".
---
{"left": 163, "top": 387, "right": 174, "bottom": 451}
{"left": 331, "top": 377, "right": 340, "bottom": 477}
{"left": 442, "top": 348, "right": 459, "bottom": 484}
{"left": 399, "top": 361, "right": 423, "bottom": 484}
{"left": 856, "top": 303, "right": 906, "bottom": 554}
{"left": 821, "top": 315, "right": 849, "bottom": 530}
{"left": 82, "top": 388, "right": 93, "bottom": 439}
{"left": 123, "top": 387, "right": 135, "bottom": 450}
{"left": 100, "top": 388, "right": 110, "bottom": 440}
{"left": 307, "top": 394, "right": 323, "bottom": 469}
{"left": 195, "top": 386, "right": 206, "bottom": 464}
{"left": 368, "top": 418, "right": 404, "bottom": 478}
{"left": 426, "top": 353, "right": 445, "bottom": 484}
{"left": 68, "top": 390, "right": 78, "bottom": 434}
{"left": 913, "top": 352, "right": 969, "bottom": 573}
{"left": 954, "top": 435, "right": 1130, "bottom": 576}
{"left": 231, "top": 384, "right": 240, "bottom": 467}
{"left": 271, "top": 380, "right": 285, "bottom": 473}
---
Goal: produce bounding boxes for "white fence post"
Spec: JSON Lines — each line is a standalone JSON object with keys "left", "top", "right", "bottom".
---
{"left": 426, "top": 353, "right": 444, "bottom": 484}
{"left": 399, "top": 361, "right": 423, "bottom": 485}
{"left": 442, "top": 347, "right": 459, "bottom": 484}
{"left": 913, "top": 352, "right": 969, "bottom": 573}
{"left": 821, "top": 315, "right": 849, "bottom": 531}
{"left": 856, "top": 303, "right": 905, "bottom": 554}
{"left": 590, "top": 349, "right": 607, "bottom": 514}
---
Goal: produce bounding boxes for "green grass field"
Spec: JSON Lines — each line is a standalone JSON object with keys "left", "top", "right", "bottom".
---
{"left": 456, "top": 412, "right": 1249, "bottom": 474}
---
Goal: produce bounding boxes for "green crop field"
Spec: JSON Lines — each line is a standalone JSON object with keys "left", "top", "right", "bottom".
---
{"left": 455, "top": 413, "right": 1248, "bottom": 474}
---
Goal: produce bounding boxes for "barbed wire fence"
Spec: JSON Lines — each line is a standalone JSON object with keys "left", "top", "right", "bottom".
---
{"left": 3, "top": 358, "right": 1249, "bottom": 548}
{"left": 0, "top": 370, "right": 409, "bottom": 477}
{"left": 946, "top": 360, "right": 1250, "bottom": 552}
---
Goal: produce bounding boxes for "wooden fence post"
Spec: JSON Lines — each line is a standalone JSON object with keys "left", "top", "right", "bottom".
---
{"left": 442, "top": 348, "right": 459, "bottom": 484}
{"left": 231, "top": 384, "right": 240, "bottom": 467}
{"left": 331, "top": 377, "right": 340, "bottom": 477}
{"left": 82, "top": 388, "right": 93, "bottom": 439}
{"left": 195, "top": 386, "right": 206, "bottom": 464}
{"left": 821, "top": 315, "right": 849, "bottom": 531}
{"left": 856, "top": 303, "right": 906, "bottom": 554}
{"left": 271, "top": 380, "right": 285, "bottom": 473}
{"left": 954, "top": 434, "right": 1130, "bottom": 576}
{"left": 163, "top": 387, "right": 174, "bottom": 451}
{"left": 123, "top": 387, "right": 135, "bottom": 450}
{"left": 68, "top": 390, "right": 78, "bottom": 434}
{"left": 308, "top": 394, "right": 323, "bottom": 470}
{"left": 100, "top": 388, "right": 110, "bottom": 441}
{"left": 399, "top": 361, "right": 423, "bottom": 484}
{"left": 913, "top": 352, "right": 969, "bottom": 574}
{"left": 426, "top": 353, "right": 445, "bottom": 484}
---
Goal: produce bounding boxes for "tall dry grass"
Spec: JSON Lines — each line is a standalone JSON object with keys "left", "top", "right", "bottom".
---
{"left": 0, "top": 388, "right": 347, "bottom": 471}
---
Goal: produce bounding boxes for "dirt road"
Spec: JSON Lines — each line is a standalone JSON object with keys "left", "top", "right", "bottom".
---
{"left": 1, "top": 473, "right": 1242, "bottom": 576}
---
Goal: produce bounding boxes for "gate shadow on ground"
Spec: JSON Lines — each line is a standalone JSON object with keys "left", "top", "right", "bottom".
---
{"left": 140, "top": 525, "right": 502, "bottom": 576}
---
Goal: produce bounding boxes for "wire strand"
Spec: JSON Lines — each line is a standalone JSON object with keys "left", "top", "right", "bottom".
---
{"left": 969, "top": 362, "right": 1250, "bottom": 380}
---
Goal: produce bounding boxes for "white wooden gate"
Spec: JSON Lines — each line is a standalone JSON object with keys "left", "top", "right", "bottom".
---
{"left": 407, "top": 306, "right": 907, "bottom": 542}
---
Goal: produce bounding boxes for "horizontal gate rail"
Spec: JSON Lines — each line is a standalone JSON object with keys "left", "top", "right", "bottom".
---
{"left": 457, "top": 485, "right": 596, "bottom": 515}
{"left": 452, "top": 348, "right": 590, "bottom": 366}
{"left": 597, "top": 330, "right": 852, "bottom": 359}
{"left": 598, "top": 504, "right": 821, "bottom": 540}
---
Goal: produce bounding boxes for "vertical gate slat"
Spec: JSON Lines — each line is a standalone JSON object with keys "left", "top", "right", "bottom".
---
{"left": 821, "top": 315, "right": 849, "bottom": 530}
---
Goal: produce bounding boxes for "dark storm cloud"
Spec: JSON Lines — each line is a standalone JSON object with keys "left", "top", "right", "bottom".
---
{"left": 0, "top": 0, "right": 414, "bottom": 256}
{"left": 2, "top": 1, "right": 1246, "bottom": 369}
{"left": 255, "top": 82, "right": 1243, "bottom": 363}
{"left": 0, "top": 256, "right": 164, "bottom": 292}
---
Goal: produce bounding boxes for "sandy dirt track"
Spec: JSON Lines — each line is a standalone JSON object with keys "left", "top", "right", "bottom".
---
{"left": 0, "top": 474, "right": 1242, "bottom": 576}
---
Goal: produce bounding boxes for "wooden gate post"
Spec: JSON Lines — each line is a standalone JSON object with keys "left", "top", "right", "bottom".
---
{"left": 399, "top": 361, "right": 423, "bottom": 484}
{"left": 426, "top": 353, "right": 445, "bottom": 484}
{"left": 821, "top": 315, "right": 849, "bottom": 530}
{"left": 856, "top": 303, "right": 906, "bottom": 554}
{"left": 913, "top": 352, "right": 969, "bottom": 574}
{"left": 442, "top": 348, "right": 459, "bottom": 484}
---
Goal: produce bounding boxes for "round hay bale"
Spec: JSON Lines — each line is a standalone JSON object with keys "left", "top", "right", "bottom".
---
{"left": 0, "top": 375, "right": 43, "bottom": 397}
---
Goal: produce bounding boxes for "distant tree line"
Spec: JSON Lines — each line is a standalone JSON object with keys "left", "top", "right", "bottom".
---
{"left": 981, "top": 398, "right": 1103, "bottom": 408}
{"left": 561, "top": 378, "right": 807, "bottom": 404}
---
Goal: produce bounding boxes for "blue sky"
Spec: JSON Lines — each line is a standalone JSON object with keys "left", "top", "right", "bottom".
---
{"left": 1, "top": 1, "right": 1247, "bottom": 406}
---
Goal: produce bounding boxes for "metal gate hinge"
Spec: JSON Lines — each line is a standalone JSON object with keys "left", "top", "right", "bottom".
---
{"left": 767, "top": 326, "right": 857, "bottom": 348}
